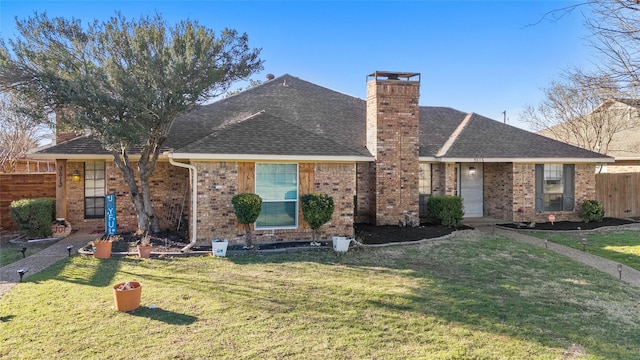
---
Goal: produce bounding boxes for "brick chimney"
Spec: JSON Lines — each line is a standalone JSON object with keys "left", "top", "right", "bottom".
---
{"left": 366, "top": 71, "right": 421, "bottom": 226}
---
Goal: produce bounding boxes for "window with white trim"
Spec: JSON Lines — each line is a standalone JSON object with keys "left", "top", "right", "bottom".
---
{"left": 84, "top": 161, "right": 105, "bottom": 218}
{"left": 255, "top": 163, "right": 298, "bottom": 229}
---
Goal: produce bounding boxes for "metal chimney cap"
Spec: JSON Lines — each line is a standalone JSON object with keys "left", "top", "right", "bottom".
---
{"left": 367, "top": 71, "right": 420, "bottom": 82}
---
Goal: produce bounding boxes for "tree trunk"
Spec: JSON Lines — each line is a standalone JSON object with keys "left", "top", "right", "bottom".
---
{"left": 140, "top": 175, "right": 160, "bottom": 233}
{"left": 244, "top": 225, "right": 253, "bottom": 248}
{"left": 111, "top": 150, "right": 161, "bottom": 234}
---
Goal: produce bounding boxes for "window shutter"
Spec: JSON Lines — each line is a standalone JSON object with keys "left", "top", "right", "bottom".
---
{"left": 535, "top": 164, "right": 544, "bottom": 212}
{"left": 563, "top": 164, "right": 575, "bottom": 211}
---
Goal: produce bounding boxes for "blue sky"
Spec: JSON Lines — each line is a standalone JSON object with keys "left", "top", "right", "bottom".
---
{"left": 1, "top": 1, "right": 594, "bottom": 130}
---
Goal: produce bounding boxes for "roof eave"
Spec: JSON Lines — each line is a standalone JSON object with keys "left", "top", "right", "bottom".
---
{"left": 431, "top": 157, "right": 615, "bottom": 163}
{"left": 27, "top": 153, "right": 145, "bottom": 161}
{"left": 171, "top": 153, "right": 374, "bottom": 162}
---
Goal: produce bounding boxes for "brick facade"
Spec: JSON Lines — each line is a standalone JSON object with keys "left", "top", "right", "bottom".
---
{"left": 366, "top": 76, "right": 420, "bottom": 225}
{"left": 192, "top": 161, "right": 355, "bottom": 244}
{"left": 62, "top": 161, "right": 189, "bottom": 233}
{"left": 431, "top": 163, "right": 457, "bottom": 196}
{"left": 355, "top": 162, "right": 375, "bottom": 223}
{"left": 484, "top": 162, "right": 514, "bottom": 221}
{"left": 607, "top": 160, "right": 640, "bottom": 173}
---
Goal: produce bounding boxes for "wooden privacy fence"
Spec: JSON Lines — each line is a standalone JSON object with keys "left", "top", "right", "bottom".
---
{"left": 0, "top": 173, "right": 56, "bottom": 230}
{"left": 595, "top": 172, "right": 640, "bottom": 218}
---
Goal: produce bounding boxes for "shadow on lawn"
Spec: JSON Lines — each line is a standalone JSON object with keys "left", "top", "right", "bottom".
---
{"left": 29, "top": 256, "right": 122, "bottom": 288}
{"left": 128, "top": 306, "right": 197, "bottom": 325}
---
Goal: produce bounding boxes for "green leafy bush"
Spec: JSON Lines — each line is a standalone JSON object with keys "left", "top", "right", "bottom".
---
{"left": 426, "top": 196, "right": 464, "bottom": 228}
{"left": 579, "top": 200, "right": 605, "bottom": 223}
{"left": 9, "top": 197, "right": 56, "bottom": 238}
{"left": 231, "top": 193, "right": 262, "bottom": 248}
{"left": 300, "top": 193, "right": 335, "bottom": 242}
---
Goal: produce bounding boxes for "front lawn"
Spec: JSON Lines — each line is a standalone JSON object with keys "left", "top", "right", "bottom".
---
{"left": 1, "top": 231, "right": 639, "bottom": 359}
{"left": 530, "top": 229, "right": 640, "bottom": 271}
{"left": 0, "top": 237, "right": 53, "bottom": 266}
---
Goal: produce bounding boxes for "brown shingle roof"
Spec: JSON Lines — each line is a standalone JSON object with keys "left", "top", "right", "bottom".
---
{"left": 35, "top": 73, "right": 612, "bottom": 162}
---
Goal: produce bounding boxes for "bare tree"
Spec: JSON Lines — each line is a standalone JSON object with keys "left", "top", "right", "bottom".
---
{"left": 522, "top": 1, "right": 640, "bottom": 156}
{"left": 0, "top": 94, "right": 46, "bottom": 173}
{"left": 522, "top": 70, "right": 640, "bottom": 155}
{"left": 586, "top": 0, "right": 640, "bottom": 92}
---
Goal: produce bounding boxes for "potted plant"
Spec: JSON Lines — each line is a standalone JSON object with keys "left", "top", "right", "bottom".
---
{"left": 231, "top": 193, "right": 262, "bottom": 250}
{"left": 300, "top": 193, "right": 335, "bottom": 246}
{"left": 91, "top": 236, "right": 116, "bottom": 259}
{"left": 211, "top": 238, "right": 229, "bottom": 257}
{"left": 112, "top": 281, "right": 142, "bottom": 312}
{"left": 137, "top": 234, "right": 153, "bottom": 258}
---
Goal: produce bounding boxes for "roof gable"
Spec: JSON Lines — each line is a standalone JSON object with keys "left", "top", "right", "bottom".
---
{"left": 440, "top": 113, "right": 610, "bottom": 159}
{"left": 175, "top": 111, "right": 370, "bottom": 157}
{"left": 166, "top": 74, "right": 368, "bottom": 155}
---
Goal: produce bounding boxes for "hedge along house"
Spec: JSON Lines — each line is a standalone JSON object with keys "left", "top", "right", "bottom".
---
{"left": 32, "top": 71, "right": 613, "bottom": 245}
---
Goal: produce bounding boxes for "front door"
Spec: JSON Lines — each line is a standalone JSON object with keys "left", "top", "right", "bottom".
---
{"left": 459, "top": 163, "right": 483, "bottom": 217}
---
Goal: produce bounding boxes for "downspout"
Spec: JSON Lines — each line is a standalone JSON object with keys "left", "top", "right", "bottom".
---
{"left": 167, "top": 153, "right": 198, "bottom": 252}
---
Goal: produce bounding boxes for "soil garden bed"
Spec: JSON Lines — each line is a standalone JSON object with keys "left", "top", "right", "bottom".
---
{"left": 70, "top": 217, "right": 640, "bottom": 256}
{"left": 497, "top": 217, "right": 636, "bottom": 231}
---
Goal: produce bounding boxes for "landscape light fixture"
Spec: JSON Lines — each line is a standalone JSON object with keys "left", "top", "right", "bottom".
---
{"left": 17, "top": 269, "right": 28, "bottom": 282}
{"left": 72, "top": 169, "right": 81, "bottom": 182}
{"left": 67, "top": 245, "right": 74, "bottom": 257}
{"left": 544, "top": 239, "right": 548, "bottom": 249}
{"left": 19, "top": 247, "right": 27, "bottom": 258}
{"left": 618, "top": 264, "right": 623, "bottom": 280}
{"left": 468, "top": 167, "right": 476, "bottom": 176}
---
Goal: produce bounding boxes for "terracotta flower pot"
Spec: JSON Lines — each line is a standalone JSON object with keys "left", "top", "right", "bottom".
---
{"left": 92, "top": 241, "right": 112, "bottom": 259}
{"left": 137, "top": 244, "right": 153, "bottom": 258}
{"left": 113, "top": 281, "right": 142, "bottom": 312}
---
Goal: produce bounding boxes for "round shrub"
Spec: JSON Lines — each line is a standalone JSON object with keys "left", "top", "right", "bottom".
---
{"left": 9, "top": 197, "right": 56, "bottom": 238}
{"left": 579, "top": 200, "right": 604, "bottom": 223}
{"left": 300, "top": 193, "right": 335, "bottom": 241}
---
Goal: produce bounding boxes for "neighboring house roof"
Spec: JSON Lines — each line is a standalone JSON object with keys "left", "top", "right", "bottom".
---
{"left": 538, "top": 98, "right": 640, "bottom": 160}
{"left": 33, "top": 74, "right": 613, "bottom": 163}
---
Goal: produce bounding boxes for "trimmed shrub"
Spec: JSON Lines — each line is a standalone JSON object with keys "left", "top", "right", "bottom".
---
{"left": 579, "top": 200, "right": 605, "bottom": 223}
{"left": 9, "top": 197, "right": 56, "bottom": 238}
{"left": 426, "top": 196, "right": 464, "bottom": 228}
{"left": 300, "top": 193, "right": 335, "bottom": 242}
{"left": 231, "top": 193, "right": 262, "bottom": 248}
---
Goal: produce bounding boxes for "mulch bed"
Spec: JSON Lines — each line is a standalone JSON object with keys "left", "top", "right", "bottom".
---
{"left": 94, "top": 218, "right": 636, "bottom": 252}
{"left": 354, "top": 223, "right": 472, "bottom": 245}
{"left": 497, "top": 217, "right": 636, "bottom": 231}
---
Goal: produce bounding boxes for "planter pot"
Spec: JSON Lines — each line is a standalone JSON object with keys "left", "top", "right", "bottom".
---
{"left": 332, "top": 236, "right": 351, "bottom": 252}
{"left": 113, "top": 281, "right": 141, "bottom": 312}
{"left": 212, "top": 239, "right": 228, "bottom": 257}
{"left": 92, "top": 241, "right": 112, "bottom": 259}
{"left": 137, "top": 244, "right": 153, "bottom": 258}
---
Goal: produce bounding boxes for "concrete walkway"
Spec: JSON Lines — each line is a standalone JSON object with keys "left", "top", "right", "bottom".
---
{"left": 0, "top": 231, "right": 96, "bottom": 298}
{"left": 479, "top": 225, "right": 640, "bottom": 288}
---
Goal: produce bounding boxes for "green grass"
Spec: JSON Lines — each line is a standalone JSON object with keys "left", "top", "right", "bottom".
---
{"left": 0, "top": 240, "right": 52, "bottom": 266}
{"left": 531, "top": 230, "right": 640, "bottom": 271}
{"left": 1, "top": 232, "right": 640, "bottom": 359}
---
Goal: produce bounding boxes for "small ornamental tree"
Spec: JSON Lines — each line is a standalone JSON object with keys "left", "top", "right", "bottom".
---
{"left": 300, "top": 193, "right": 335, "bottom": 244}
{"left": 231, "top": 193, "right": 262, "bottom": 249}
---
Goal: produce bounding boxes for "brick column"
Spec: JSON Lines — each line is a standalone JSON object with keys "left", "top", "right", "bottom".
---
{"left": 366, "top": 72, "right": 420, "bottom": 226}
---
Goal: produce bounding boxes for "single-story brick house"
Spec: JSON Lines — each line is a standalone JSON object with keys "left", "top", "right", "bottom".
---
{"left": 31, "top": 71, "right": 613, "bottom": 244}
